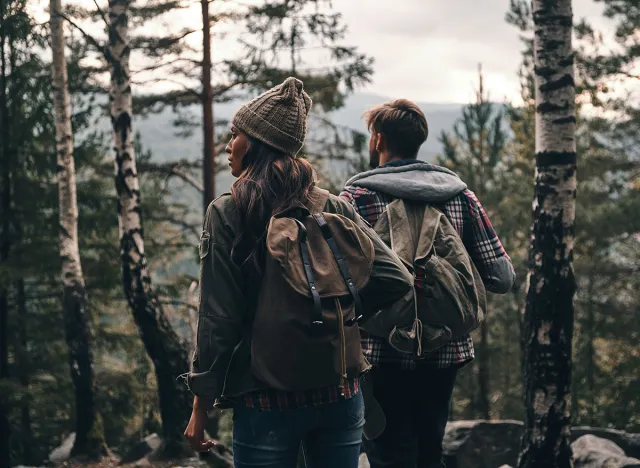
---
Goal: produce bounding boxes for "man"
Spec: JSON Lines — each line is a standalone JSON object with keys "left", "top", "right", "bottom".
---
{"left": 340, "top": 99, "right": 516, "bottom": 468}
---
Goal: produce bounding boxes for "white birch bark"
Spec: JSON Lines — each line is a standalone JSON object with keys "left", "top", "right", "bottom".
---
{"left": 107, "top": 0, "right": 192, "bottom": 455}
{"left": 519, "top": 0, "right": 577, "bottom": 467}
{"left": 50, "top": 0, "right": 106, "bottom": 457}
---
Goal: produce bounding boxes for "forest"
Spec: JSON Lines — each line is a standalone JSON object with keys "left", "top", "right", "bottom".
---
{"left": 0, "top": 0, "right": 638, "bottom": 467}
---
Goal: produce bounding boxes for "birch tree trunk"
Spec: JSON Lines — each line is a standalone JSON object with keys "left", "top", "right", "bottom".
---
{"left": 202, "top": 0, "right": 215, "bottom": 210}
{"left": 518, "top": 0, "right": 576, "bottom": 467}
{"left": 0, "top": 1, "right": 12, "bottom": 463}
{"left": 108, "top": 0, "right": 192, "bottom": 456}
{"left": 50, "top": 0, "right": 107, "bottom": 458}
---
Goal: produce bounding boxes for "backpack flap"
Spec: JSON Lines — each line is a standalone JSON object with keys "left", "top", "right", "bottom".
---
{"left": 384, "top": 200, "right": 441, "bottom": 267}
{"left": 266, "top": 214, "right": 374, "bottom": 299}
{"left": 383, "top": 200, "right": 417, "bottom": 267}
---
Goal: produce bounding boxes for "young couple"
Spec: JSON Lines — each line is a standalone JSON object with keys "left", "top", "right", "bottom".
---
{"left": 184, "top": 77, "right": 515, "bottom": 468}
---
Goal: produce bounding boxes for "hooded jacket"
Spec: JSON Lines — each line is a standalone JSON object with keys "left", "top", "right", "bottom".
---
{"left": 344, "top": 161, "right": 515, "bottom": 293}
{"left": 187, "top": 186, "right": 414, "bottom": 401}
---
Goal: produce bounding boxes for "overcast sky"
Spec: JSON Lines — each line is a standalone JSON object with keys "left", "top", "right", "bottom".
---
{"left": 38, "top": 0, "right": 614, "bottom": 105}
{"left": 187, "top": 0, "right": 613, "bottom": 104}
{"left": 321, "top": 0, "right": 611, "bottom": 104}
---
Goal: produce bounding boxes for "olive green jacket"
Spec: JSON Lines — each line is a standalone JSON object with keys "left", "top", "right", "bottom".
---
{"left": 187, "top": 187, "right": 414, "bottom": 402}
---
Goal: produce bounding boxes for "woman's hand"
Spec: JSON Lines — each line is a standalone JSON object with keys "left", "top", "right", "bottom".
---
{"left": 184, "top": 396, "right": 216, "bottom": 452}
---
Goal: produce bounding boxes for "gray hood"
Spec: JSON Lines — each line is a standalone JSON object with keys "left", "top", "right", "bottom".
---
{"left": 344, "top": 161, "right": 467, "bottom": 203}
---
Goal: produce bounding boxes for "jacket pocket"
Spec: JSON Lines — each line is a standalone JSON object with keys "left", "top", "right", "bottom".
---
{"left": 200, "top": 231, "right": 211, "bottom": 259}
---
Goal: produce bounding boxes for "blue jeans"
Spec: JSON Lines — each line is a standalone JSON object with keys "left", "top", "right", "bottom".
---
{"left": 233, "top": 392, "right": 365, "bottom": 468}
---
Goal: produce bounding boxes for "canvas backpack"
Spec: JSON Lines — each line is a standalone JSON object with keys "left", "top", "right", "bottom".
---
{"left": 372, "top": 198, "right": 487, "bottom": 356}
{"left": 250, "top": 188, "right": 373, "bottom": 392}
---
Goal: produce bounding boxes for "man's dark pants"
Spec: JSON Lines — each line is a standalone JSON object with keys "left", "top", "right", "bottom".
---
{"left": 363, "top": 365, "right": 458, "bottom": 468}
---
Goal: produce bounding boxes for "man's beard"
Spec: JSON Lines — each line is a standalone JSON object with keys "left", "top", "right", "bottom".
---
{"left": 369, "top": 148, "right": 380, "bottom": 169}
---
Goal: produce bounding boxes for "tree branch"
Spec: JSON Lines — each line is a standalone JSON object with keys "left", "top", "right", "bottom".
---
{"left": 147, "top": 214, "right": 200, "bottom": 239}
{"left": 157, "top": 298, "right": 198, "bottom": 312}
{"left": 92, "top": 0, "right": 109, "bottom": 29}
{"left": 130, "top": 77, "right": 202, "bottom": 98}
{"left": 132, "top": 57, "right": 202, "bottom": 75}
{"left": 57, "top": 11, "right": 112, "bottom": 63}
{"left": 169, "top": 166, "right": 204, "bottom": 193}
{"left": 137, "top": 161, "right": 204, "bottom": 192}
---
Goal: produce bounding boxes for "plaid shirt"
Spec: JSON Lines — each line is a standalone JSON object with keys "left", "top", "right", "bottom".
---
{"left": 244, "top": 377, "right": 360, "bottom": 411}
{"left": 340, "top": 183, "right": 510, "bottom": 370}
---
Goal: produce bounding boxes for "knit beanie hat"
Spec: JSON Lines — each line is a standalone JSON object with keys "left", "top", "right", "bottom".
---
{"left": 232, "top": 77, "right": 312, "bottom": 155}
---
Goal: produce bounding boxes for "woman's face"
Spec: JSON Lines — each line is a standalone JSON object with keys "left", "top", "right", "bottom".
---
{"left": 226, "top": 126, "right": 251, "bottom": 178}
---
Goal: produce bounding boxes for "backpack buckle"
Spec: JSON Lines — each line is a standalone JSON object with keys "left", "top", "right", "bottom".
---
{"left": 344, "top": 314, "right": 363, "bottom": 327}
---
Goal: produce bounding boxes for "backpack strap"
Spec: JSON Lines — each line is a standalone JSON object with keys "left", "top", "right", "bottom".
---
{"left": 312, "top": 213, "right": 363, "bottom": 327}
{"left": 309, "top": 187, "right": 331, "bottom": 213}
{"left": 292, "top": 219, "right": 324, "bottom": 327}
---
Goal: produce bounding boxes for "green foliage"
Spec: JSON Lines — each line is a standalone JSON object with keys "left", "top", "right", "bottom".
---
{"left": 436, "top": 67, "right": 523, "bottom": 420}
{"left": 0, "top": 4, "right": 198, "bottom": 464}
{"left": 2, "top": 2, "right": 639, "bottom": 466}
{"left": 443, "top": 3, "right": 640, "bottom": 429}
{"left": 445, "top": 1, "right": 640, "bottom": 431}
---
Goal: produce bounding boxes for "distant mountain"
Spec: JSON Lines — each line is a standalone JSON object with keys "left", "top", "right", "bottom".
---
{"left": 133, "top": 92, "right": 465, "bottom": 194}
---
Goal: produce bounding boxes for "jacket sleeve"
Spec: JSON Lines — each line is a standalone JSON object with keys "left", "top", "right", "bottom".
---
{"left": 338, "top": 199, "right": 414, "bottom": 319}
{"left": 187, "top": 200, "right": 246, "bottom": 400}
{"left": 463, "top": 190, "right": 516, "bottom": 294}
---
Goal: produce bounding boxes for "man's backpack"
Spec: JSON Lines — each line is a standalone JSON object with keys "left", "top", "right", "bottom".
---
{"left": 250, "top": 188, "right": 373, "bottom": 392}
{"left": 372, "top": 199, "right": 487, "bottom": 355}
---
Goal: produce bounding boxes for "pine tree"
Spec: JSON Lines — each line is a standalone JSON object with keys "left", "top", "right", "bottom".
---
{"left": 130, "top": 0, "right": 373, "bottom": 210}
{"left": 0, "top": 1, "right": 12, "bottom": 464}
{"left": 571, "top": 1, "right": 640, "bottom": 430}
{"left": 505, "top": 0, "right": 640, "bottom": 434}
{"left": 0, "top": 4, "right": 201, "bottom": 462}
{"left": 438, "top": 65, "right": 508, "bottom": 420}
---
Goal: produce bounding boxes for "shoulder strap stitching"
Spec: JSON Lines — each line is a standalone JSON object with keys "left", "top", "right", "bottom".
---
{"left": 293, "top": 219, "right": 324, "bottom": 326}
{"left": 312, "top": 213, "right": 363, "bottom": 327}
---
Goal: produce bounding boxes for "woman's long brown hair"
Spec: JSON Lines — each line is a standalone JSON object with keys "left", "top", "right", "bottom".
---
{"left": 231, "top": 137, "right": 315, "bottom": 274}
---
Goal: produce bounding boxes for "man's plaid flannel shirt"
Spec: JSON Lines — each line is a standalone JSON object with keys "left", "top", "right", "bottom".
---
{"left": 340, "top": 182, "right": 510, "bottom": 370}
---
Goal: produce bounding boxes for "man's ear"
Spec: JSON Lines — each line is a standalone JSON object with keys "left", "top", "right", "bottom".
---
{"left": 375, "top": 132, "right": 385, "bottom": 152}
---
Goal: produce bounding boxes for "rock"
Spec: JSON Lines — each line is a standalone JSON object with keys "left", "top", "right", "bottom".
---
{"left": 49, "top": 432, "right": 76, "bottom": 463}
{"left": 442, "top": 421, "right": 640, "bottom": 468}
{"left": 443, "top": 420, "right": 524, "bottom": 468}
{"left": 198, "top": 445, "right": 234, "bottom": 468}
{"left": 572, "top": 435, "right": 640, "bottom": 468}
{"left": 129, "top": 459, "right": 152, "bottom": 468}
{"left": 573, "top": 427, "right": 640, "bottom": 460}
{"left": 170, "top": 456, "right": 207, "bottom": 468}
{"left": 119, "top": 433, "right": 162, "bottom": 464}
{"left": 358, "top": 453, "right": 370, "bottom": 468}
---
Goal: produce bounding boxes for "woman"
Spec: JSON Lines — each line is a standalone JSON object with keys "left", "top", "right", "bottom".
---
{"left": 183, "top": 77, "right": 412, "bottom": 468}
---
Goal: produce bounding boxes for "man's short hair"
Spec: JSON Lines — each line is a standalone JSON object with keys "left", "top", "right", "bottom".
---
{"left": 364, "top": 99, "right": 429, "bottom": 159}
